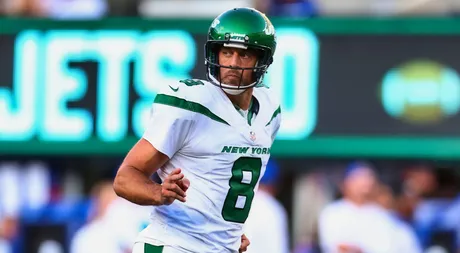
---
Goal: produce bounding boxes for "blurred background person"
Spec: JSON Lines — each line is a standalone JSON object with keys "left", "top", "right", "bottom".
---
{"left": 254, "top": 0, "right": 319, "bottom": 17}
{"left": 0, "top": 215, "right": 17, "bottom": 253}
{"left": 0, "top": 0, "right": 44, "bottom": 17}
{"left": 0, "top": 164, "right": 21, "bottom": 253}
{"left": 70, "top": 179, "right": 151, "bottom": 253}
{"left": 397, "top": 164, "right": 438, "bottom": 224}
{"left": 438, "top": 191, "right": 460, "bottom": 253}
{"left": 39, "top": 0, "right": 108, "bottom": 19}
{"left": 291, "top": 170, "right": 332, "bottom": 253}
{"left": 0, "top": 0, "right": 136, "bottom": 18}
{"left": 409, "top": 167, "right": 460, "bottom": 252}
{"left": 70, "top": 180, "right": 122, "bottom": 253}
{"left": 374, "top": 183, "right": 423, "bottom": 253}
{"left": 318, "top": 161, "right": 419, "bottom": 253}
{"left": 244, "top": 158, "right": 290, "bottom": 253}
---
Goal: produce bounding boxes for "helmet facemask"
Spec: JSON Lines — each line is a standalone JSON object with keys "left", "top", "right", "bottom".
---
{"left": 205, "top": 39, "right": 273, "bottom": 95}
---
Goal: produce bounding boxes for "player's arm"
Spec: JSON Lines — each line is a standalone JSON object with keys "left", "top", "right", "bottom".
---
{"left": 114, "top": 86, "right": 194, "bottom": 206}
{"left": 113, "top": 138, "right": 187, "bottom": 206}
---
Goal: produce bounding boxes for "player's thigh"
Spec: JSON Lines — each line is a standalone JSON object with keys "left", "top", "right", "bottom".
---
{"left": 132, "top": 243, "right": 188, "bottom": 253}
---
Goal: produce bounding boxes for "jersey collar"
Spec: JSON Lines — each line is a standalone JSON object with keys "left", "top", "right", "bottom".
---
{"left": 233, "top": 96, "right": 259, "bottom": 126}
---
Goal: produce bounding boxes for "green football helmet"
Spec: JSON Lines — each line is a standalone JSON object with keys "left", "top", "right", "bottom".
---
{"left": 205, "top": 7, "right": 277, "bottom": 94}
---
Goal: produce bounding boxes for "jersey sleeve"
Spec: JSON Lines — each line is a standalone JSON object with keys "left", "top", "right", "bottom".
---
{"left": 142, "top": 83, "right": 195, "bottom": 158}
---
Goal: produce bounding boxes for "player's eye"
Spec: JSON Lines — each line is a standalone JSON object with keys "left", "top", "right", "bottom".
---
{"left": 241, "top": 52, "right": 255, "bottom": 61}
{"left": 221, "top": 49, "right": 232, "bottom": 57}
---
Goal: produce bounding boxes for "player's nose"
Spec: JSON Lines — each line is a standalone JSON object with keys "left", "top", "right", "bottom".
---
{"left": 228, "top": 52, "right": 242, "bottom": 67}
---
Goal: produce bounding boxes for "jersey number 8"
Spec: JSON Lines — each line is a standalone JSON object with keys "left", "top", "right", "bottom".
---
{"left": 222, "top": 157, "right": 262, "bottom": 223}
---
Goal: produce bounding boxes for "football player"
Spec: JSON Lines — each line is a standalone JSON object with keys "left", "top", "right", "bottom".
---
{"left": 114, "top": 7, "right": 281, "bottom": 253}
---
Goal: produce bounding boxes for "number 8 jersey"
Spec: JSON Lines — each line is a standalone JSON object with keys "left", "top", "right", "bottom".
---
{"left": 137, "top": 79, "right": 282, "bottom": 253}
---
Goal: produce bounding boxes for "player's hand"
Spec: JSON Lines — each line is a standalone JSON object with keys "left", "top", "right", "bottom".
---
{"left": 177, "top": 177, "right": 190, "bottom": 193}
{"left": 239, "top": 234, "right": 250, "bottom": 252}
{"left": 160, "top": 168, "right": 189, "bottom": 205}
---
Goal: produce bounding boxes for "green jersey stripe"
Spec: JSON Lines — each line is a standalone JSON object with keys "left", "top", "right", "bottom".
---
{"left": 265, "top": 106, "right": 281, "bottom": 126}
{"left": 154, "top": 94, "right": 230, "bottom": 125}
{"left": 144, "top": 244, "right": 164, "bottom": 253}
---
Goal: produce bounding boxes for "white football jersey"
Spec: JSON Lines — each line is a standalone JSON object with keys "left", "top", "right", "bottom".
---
{"left": 137, "top": 79, "right": 281, "bottom": 253}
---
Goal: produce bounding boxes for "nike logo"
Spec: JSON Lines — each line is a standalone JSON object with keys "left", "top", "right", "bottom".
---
{"left": 169, "top": 85, "right": 179, "bottom": 92}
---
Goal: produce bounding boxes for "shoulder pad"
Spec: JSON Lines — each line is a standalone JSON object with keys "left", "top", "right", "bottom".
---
{"left": 156, "top": 79, "right": 214, "bottom": 105}
{"left": 156, "top": 79, "right": 204, "bottom": 98}
{"left": 255, "top": 86, "right": 281, "bottom": 110}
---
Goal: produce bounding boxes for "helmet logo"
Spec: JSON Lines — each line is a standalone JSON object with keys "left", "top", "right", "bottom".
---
{"left": 211, "top": 19, "right": 220, "bottom": 28}
{"left": 229, "top": 33, "right": 247, "bottom": 42}
{"left": 262, "top": 14, "right": 276, "bottom": 35}
{"left": 264, "top": 23, "right": 275, "bottom": 35}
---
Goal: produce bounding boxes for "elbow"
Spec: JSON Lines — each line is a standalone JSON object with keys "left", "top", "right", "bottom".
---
{"left": 113, "top": 170, "right": 127, "bottom": 198}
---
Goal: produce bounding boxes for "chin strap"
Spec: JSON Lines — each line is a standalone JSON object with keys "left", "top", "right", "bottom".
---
{"left": 222, "top": 87, "right": 246, "bottom": 95}
{"left": 207, "top": 71, "right": 258, "bottom": 94}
